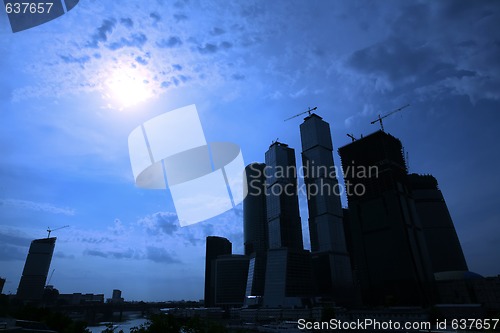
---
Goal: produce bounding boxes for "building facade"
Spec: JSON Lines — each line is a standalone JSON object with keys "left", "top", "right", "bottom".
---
{"left": 17, "top": 237, "right": 56, "bottom": 301}
{"left": 300, "top": 113, "right": 354, "bottom": 304}
{"left": 204, "top": 236, "right": 232, "bottom": 307}
{"left": 214, "top": 254, "right": 250, "bottom": 308}
{"left": 243, "top": 163, "right": 268, "bottom": 303}
{"left": 263, "top": 142, "right": 312, "bottom": 307}
{"left": 408, "top": 173, "right": 468, "bottom": 273}
{"left": 338, "top": 131, "right": 435, "bottom": 306}
{"left": 265, "top": 142, "right": 304, "bottom": 250}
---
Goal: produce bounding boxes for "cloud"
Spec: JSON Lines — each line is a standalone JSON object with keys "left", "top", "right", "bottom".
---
{"left": 146, "top": 246, "right": 181, "bottom": 263}
{"left": 173, "top": 13, "right": 188, "bottom": 22}
{"left": 0, "top": 245, "right": 26, "bottom": 261}
{"left": 210, "top": 27, "right": 225, "bottom": 36}
{"left": 84, "top": 246, "right": 179, "bottom": 264}
{"left": 120, "top": 17, "right": 134, "bottom": 28}
{"left": 87, "top": 19, "right": 116, "bottom": 48}
{"left": 135, "top": 56, "right": 148, "bottom": 65}
{"left": 156, "top": 36, "right": 183, "bottom": 48}
{"left": 220, "top": 41, "right": 232, "bottom": 50}
{"left": 137, "top": 212, "right": 179, "bottom": 236}
{"left": 197, "top": 42, "right": 233, "bottom": 54}
{"left": 107, "top": 33, "right": 147, "bottom": 50}
{"left": 54, "top": 251, "right": 75, "bottom": 259}
{"left": 0, "top": 231, "right": 32, "bottom": 247}
{"left": 197, "top": 43, "right": 218, "bottom": 54}
{"left": 150, "top": 12, "right": 161, "bottom": 23}
{"left": 79, "top": 236, "right": 113, "bottom": 244}
{"left": 231, "top": 74, "right": 245, "bottom": 81}
{"left": 84, "top": 249, "right": 108, "bottom": 258}
{"left": 346, "top": 38, "right": 437, "bottom": 88}
{"left": 60, "top": 54, "right": 91, "bottom": 65}
{"left": 0, "top": 199, "right": 76, "bottom": 216}
{"left": 343, "top": 34, "right": 498, "bottom": 102}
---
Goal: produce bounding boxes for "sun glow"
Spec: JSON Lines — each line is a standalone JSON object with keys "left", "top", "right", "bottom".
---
{"left": 105, "top": 68, "right": 153, "bottom": 110}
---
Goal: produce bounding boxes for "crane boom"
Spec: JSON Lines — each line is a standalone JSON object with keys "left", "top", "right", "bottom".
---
{"left": 370, "top": 104, "right": 410, "bottom": 131}
{"left": 47, "top": 225, "right": 69, "bottom": 238}
{"left": 284, "top": 106, "right": 318, "bottom": 121}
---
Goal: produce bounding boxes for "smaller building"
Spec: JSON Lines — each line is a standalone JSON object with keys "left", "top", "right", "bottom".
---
{"left": 204, "top": 236, "right": 232, "bottom": 307}
{"left": 214, "top": 254, "right": 250, "bottom": 308}
{"left": 263, "top": 248, "right": 313, "bottom": 308}
{"left": 58, "top": 292, "right": 104, "bottom": 305}
{"left": 109, "top": 289, "right": 124, "bottom": 303}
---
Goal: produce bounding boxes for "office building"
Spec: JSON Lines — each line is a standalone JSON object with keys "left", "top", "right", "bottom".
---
{"left": 204, "top": 236, "right": 232, "bottom": 307}
{"left": 300, "top": 113, "right": 354, "bottom": 303}
{"left": 263, "top": 142, "right": 313, "bottom": 307}
{"left": 264, "top": 247, "right": 313, "bottom": 308}
{"left": 214, "top": 254, "right": 250, "bottom": 308}
{"left": 243, "top": 163, "right": 268, "bottom": 303}
{"left": 338, "top": 131, "right": 434, "bottom": 306}
{"left": 17, "top": 237, "right": 56, "bottom": 301}
{"left": 110, "top": 289, "right": 124, "bottom": 303}
{"left": 408, "top": 173, "right": 468, "bottom": 273}
{"left": 265, "top": 142, "right": 303, "bottom": 250}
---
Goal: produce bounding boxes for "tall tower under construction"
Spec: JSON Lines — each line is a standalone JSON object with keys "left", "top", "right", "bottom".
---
{"left": 300, "top": 113, "right": 354, "bottom": 304}
{"left": 338, "top": 131, "right": 435, "bottom": 306}
{"left": 17, "top": 237, "right": 56, "bottom": 301}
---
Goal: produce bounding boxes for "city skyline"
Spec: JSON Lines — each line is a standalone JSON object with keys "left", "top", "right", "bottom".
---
{"left": 1, "top": 0, "right": 500, "bottom": 301}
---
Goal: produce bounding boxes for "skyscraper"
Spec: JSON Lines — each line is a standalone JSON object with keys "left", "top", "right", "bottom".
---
{"left": 338, "top": 131, "right": 435, "bottom": 306}
{"left": 243, "top": 163, "right": 268, "bottom": 303}
{"left": 265, "top": 142, "right": 303, "bottom": 250}
{"left": 17, "top": 237, "right": 56, "bottom": 301}
{"left": 204, "top": 236, "right": 232, "bottom": 307}
{"left": 300, "top": 113, "right": 354, "bottom": 303}
{"left": 408, "top": 173, "right": 468, "bottom": 273}
{"left": 263, "top": 142, "right": 312, "bottom": 307}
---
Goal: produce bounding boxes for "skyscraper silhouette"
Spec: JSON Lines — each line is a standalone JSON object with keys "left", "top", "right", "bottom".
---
{"left": 214, "top": 254, "right": 250, "bottom": 308}
{"left": 17, "top": 237, "right": 56, "bottom": 301}
{"left": 338, "top": 131, "right": 435, "bottom": 306}
{"left": 265, "top": 142, "right": 303, "bottom": 250}
{"left": 263, "top": 142, "right": 312, "bottom": 307}
{"left": 204, "top": 236, "right": 232, "bottom": 307}
{"left": 300, "top": 113, "right": 354, "bottom": 304}
{"left": 408, "top": 174, "right": 468, "bottom": 273}
{"left": 243, "top": 163, "right": 268, "bottom": 303}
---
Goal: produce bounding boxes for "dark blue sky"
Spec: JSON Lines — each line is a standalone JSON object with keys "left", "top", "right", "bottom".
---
{"left": 1, "top": 0, "right": 499, "bottom": 301}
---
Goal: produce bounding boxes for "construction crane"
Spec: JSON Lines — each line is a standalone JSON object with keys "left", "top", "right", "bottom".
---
{"left": 370, "top": 104, "right": 410, "bottom": 131}
{"left": 284, "top": 106, "right": 318, "bottom": 121}
{"left": 347, "top": 133, "right": 357, "bottom": 142}
{"left": 47, "top": 225, "right": 69, "bottom": 238}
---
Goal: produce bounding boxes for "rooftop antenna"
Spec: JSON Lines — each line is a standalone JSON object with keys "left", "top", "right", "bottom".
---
{"left": 370, "top": 104, "right": 410, "bottom": 131}
{"left": 284, "top": 106, "right": 318, "bottom": 121}
{"left": 47, "top": 225, "right": 69, "bottom": 238}
{"left": 347, "top": 133, "right": 357, "bottom": 142}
